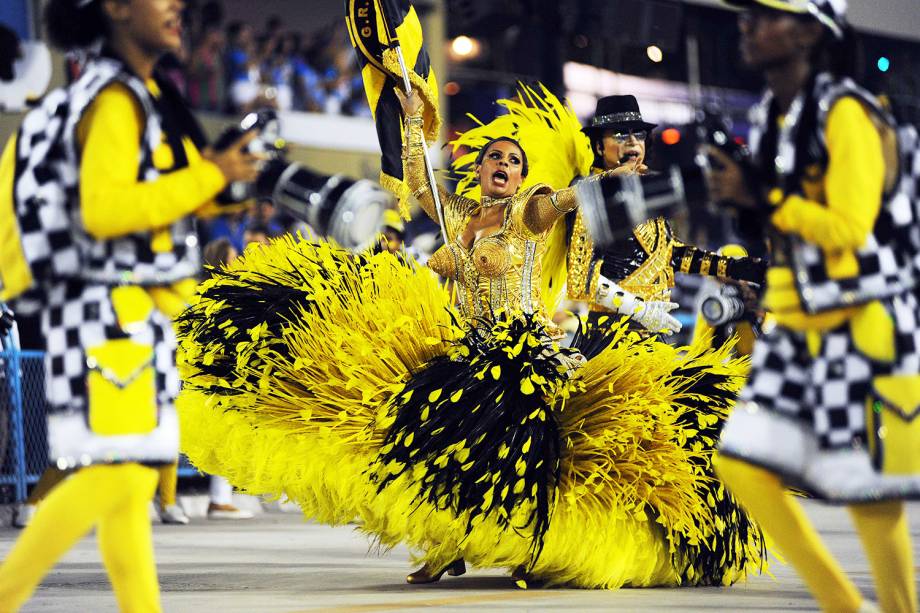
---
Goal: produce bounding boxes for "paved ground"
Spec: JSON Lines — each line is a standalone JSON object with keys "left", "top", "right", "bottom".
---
{"left": 1, "top": 501, "right": 917, "bottom": 612}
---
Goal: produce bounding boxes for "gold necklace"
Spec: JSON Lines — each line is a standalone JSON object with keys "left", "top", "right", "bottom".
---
{"left": 471, "top": 195, "right": 509, "bottom": 216}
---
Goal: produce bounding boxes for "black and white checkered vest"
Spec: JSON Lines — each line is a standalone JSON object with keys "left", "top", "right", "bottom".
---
{"left": 749, "top": 73, "right": 918, "bottom": 314}
{"left": 10, "top": 56, "right": 200, "bottom": 311}
{"left": 895, "top": 123, "right": 920, "bottom": 283}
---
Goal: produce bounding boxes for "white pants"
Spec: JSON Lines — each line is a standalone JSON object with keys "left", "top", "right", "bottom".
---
{"left": 208, "top": 475, "right": 234, "bottom": 505}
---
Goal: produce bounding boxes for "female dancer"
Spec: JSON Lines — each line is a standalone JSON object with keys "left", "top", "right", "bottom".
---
{"left": 709, "top": 1, "right": 919, "bottom": 611}
{"left": 177, "top": 89, "right": 765, "bottom": 589}
{"left": 0, "top": 0, "right": 257, "bottom": 610}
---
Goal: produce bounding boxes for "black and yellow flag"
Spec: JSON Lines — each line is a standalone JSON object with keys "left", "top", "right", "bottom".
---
{"left": 345, "top": 0, "right": 440, "bottom": 218}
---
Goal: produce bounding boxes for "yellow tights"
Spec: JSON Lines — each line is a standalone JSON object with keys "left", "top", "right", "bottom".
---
{"left": 157, "top": 462, "right": 178, "bottom": 506}
{"left": 0, "top": 463, "right": 161, "bottom": 613}
{"left": 714, "top": 454, "right": 917, "bottom": 613}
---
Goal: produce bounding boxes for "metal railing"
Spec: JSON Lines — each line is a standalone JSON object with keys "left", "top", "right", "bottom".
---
{"left": 0, "top": 337, "right": 47, "bottom": 503}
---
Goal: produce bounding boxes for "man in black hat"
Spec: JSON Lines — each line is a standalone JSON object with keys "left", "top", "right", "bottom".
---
{"left": 565, "top": 94, "right": 765, "bottom": 334}
{"left": 584, "top": 95, "right": 656, "bottom": 175}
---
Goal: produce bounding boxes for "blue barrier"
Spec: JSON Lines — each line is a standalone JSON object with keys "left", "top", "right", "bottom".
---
{"left": 177, "top": 455, "right": 204, "bottom": 478}
{"left": 0, "top": 344, "right": 47, "bottom": 503}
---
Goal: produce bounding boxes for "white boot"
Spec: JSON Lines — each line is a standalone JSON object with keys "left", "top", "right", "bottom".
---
{"left": 12, "top": 503, "right": 37, "bottom": 528}
{"left": 157, "top": 501, "right": 190, "bottom": 525}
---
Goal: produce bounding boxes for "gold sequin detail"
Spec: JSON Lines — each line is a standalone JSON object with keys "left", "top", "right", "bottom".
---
{"left": 471, "top": 237, "right": 512, "bottom": 278}
{"left": 619, "top": 218, "right": 675, "bottom": 303}
{"left": 567, "top": 210, "right": 600, "bottom": 301}
{"left": 700, "top": 254, "right": 712, "bottom": 276}
{"left": 427, "top": 245, "right": 457, "bottom": 279}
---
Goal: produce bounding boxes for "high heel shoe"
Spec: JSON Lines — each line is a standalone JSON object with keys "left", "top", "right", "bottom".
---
{"left": 406, "top": 558, "right": 466, "bottom": 584}
{"left": 511, "top": 564, "right": 529, "bottom": 587}
{"left": 512, "top": 564, "right": 543, "bottom": 588}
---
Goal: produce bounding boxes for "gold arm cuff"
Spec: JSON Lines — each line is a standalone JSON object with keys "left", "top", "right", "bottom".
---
{"left": 679, "top": 253, "right": 694, "bottom": 274}
{"left": 550, "top": 189, "right": 578, "bottom": 213}
{"left": 700, "top": 254, "right": 713, "bottom": 276}
{"left": 402, "top": 115, "right": 427, "bottom": 159}
{"left": 717, "top": 258, "right": 728, "bottom": 279}
{"left": 402, "top": 146, "right": 425, "bottom": 160}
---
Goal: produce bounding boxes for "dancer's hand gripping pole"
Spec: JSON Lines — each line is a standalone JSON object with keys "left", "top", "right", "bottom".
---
{"left": 391, "top": 46, "right": 448, "bottom": 236}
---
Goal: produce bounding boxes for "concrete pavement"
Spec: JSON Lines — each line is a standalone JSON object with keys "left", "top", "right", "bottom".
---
{"left": 1, "top": 501, "right": 918, "bottom": 612}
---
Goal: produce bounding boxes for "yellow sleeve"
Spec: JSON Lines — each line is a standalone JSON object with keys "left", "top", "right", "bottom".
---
{"left": 520, "top": 186, "right": 578, "bottom": 236}
{"left": 78, "top": 82, "right": 227, "bottom": 240}
{"left": 770, "top": 97, "right": 885, "bottom": 251}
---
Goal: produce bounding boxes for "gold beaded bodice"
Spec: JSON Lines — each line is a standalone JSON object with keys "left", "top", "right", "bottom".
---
{"left": 425, "top": 185, "right": 556, "bottom": 327}
{"left": 402, "top": 111, "right": 578, "bottom": 332}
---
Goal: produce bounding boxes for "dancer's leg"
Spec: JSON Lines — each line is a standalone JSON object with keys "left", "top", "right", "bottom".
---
{"left": 157, "top": 462, "right": 178, "bottom": 506}
{"left": 25, "top": 466, "right": 71, "bottom": 505}
{"left": 97, "top": 463, "right": 161, "bottom": 613}
{"left": 849, "top": 500, "right": 917, "bottom": 613}
{"left": 714, "top": 454, "right": 863, "bottom": 612}
{"left": 0, "top": 465, "right": 125, "bottom": 612}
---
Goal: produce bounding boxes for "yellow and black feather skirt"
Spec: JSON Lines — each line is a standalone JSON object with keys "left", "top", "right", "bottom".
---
{"left": 176, "top": 236, "right": 766, "bottom": 588}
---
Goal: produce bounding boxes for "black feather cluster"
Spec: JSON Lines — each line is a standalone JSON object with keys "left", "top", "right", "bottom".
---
{"left": 666, "top": 360, "right": 767, "bottom": 584}
{"left": 175, "top": 260, "right": 329, "bottom": 395}
{"left": 370, "top": 312, "right": 583, "bottom": 567}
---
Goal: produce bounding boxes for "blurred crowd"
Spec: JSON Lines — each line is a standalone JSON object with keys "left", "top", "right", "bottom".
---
{"left": 171, "top": 0, "right": 376, "bottom": 249}
{"left": 203, "top": 198, "right": 303, "bottom": 254}
{"left": 164, "top": 0, "right": 370, "bottom": 116}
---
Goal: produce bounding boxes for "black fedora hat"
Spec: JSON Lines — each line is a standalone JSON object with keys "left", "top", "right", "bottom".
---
{"left": 583, "top": 95, "right": 657, "bottom": 134}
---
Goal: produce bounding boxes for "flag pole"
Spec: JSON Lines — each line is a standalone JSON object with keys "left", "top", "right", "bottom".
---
{"left": 394, "top": 47, "right": 448, "bottom": 237}
{"left": 379, "top": 4, "right": 449, "bottom": 238}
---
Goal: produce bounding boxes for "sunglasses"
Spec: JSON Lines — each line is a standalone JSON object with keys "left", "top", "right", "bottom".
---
{"left": 608, "top": 130, "right": 648, "bottom": 143}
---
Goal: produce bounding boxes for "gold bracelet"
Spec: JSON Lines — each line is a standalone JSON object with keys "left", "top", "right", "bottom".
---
{"left": 550, "top": 191, "right": 577, "bottom": 213}
{"left": 680, "top": 253, "right": 694, "bottom": 274}
{"left": 403, "top": 120, "right": 427, "bottom": 153}
{"left": 717, "top": 258, "right": 728, "bottom": 279}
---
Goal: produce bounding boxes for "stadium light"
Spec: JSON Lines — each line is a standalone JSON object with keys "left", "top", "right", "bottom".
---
{"left": 661, "top": 128, "right": 681, "bottom": 145}
{"left": 450, "top": 36, "right": 480, "bottom": 60}
{"left": 877, "top": 56, "right": 891, "bottom": 72}
{"left": 646, "top": 45, "right": 663, "bottom": 63}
